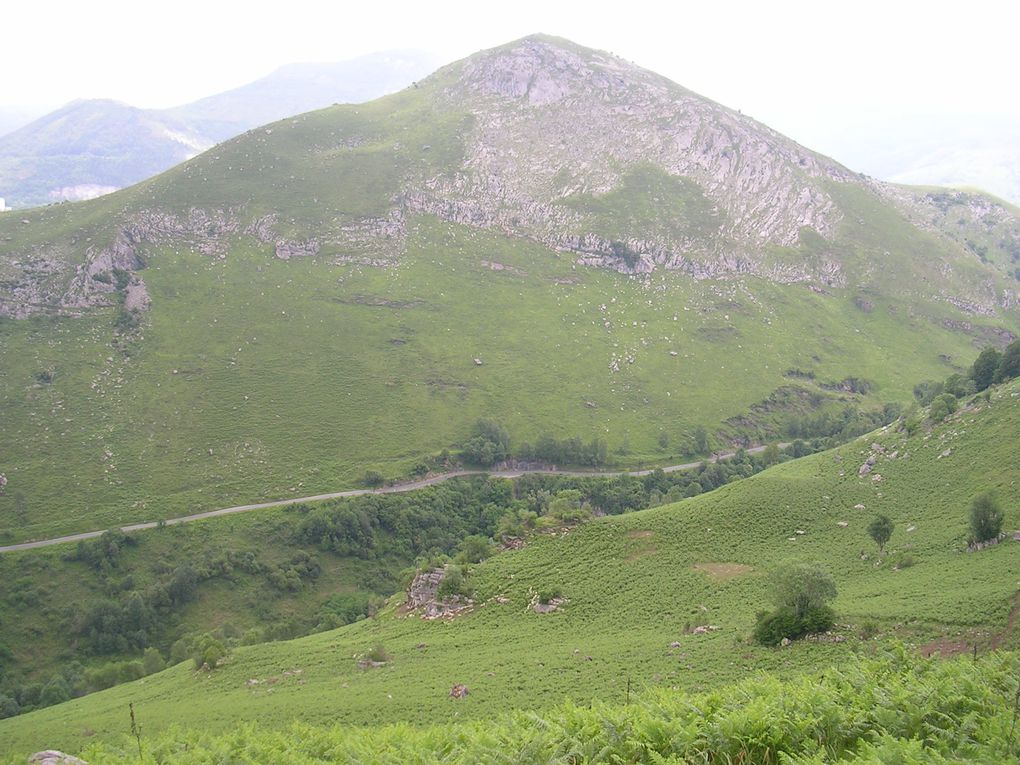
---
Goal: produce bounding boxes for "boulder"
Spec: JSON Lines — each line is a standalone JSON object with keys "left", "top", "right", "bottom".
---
{"left": 29, "top": 753, "right": 87, "bottom": 765}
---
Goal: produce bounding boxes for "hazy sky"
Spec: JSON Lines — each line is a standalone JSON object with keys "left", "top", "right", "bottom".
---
{"left": 5, "top": 0, "right": 1019, "bottom": 153}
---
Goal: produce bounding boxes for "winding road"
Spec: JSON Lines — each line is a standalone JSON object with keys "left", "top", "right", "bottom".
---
{"left": 0, "top": 444, "right": 782, "bottom": 554}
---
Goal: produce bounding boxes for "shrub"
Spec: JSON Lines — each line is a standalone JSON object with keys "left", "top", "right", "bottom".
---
{"left": 142, "top": 647, "right": 165, "bottom": 675}
{"left": 753, "top": 604, "right": 835, "bottom": 646}
{"left": 437, "top": 565, "right": 470, "bottom": 599}
{"left": 896, "top": 553, "right": 915, "bottom": 569}
{"left": 362, "top": 470, "right": 385, "bottom": 488}
{"left": 317, "top": 592, "right": 377, "bottom": 629}
{"left": 366, "top": 644, "right": 391, "bottom": 663}
{"left": 191, "top": 634, "right": 227, "bottom": 670}
{"left": 461, "top": 420, "right": 511, "bottom": 466}
{"left": 537, "top": 586, "right": 563, "bottom": 605}
{"left": 993, "top": 340, "right": 1020, "bottom": 383}
{"left": 969, "top": 493, "right": 1003, "bottom": 544}
{"left": 928, "top": 393, "right": 958, "bottom": 422}
{"left": 0, "top": 693, "right": 19, "bottom": 719}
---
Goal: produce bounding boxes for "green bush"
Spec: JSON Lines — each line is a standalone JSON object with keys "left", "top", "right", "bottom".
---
{"left": 437, "top": 565, "right": 470, "bottom": 599}
{"left": 753, "top": 604, "right": 835, "bottom": 646}
{"left": 969, "top": 492, "right": 1004, "bottom": 544}
{"left": 537, "top": 586, "right": 563, "bottom": 605}
{"left": 191, "top": 634, "right": 227, "bottom": 670}
{"left": 928, "top": 393, "right": 958, "bottom": 422}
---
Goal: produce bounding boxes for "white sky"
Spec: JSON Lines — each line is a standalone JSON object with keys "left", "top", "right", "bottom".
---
{"left": 3, "top": 0, "right": 1019, "bottom": 155}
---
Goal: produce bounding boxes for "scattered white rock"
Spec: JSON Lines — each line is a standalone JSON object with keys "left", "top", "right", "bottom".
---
{"left": 837, "top": 521, "right": 849, "bottom": 528}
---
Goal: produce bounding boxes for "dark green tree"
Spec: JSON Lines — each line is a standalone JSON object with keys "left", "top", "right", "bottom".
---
{"left": 456, "top": 534, "right": 494, "bottom": 564}
{"left": 694, "top": 426, "right": 709, "bottom": 455}
{"left": 462, "top": 420, "right": 510, "bottom": 466}
{"left": 970, "top": 347, "right": 1002, "bottom": 391}
{"left": 867, "top": 514, "right": 894, "bottom": 553}
{"left": 753, "top": 562, "right": 837, "bottom": 646}
{"left": 994, "top": 340, "right": 1020, "bottom": 383}
{"left": 770, "top": 562, "right": 837, "bottom": 619}
{"left": 969, "top": 493, "right": 1004, "bottom": 544}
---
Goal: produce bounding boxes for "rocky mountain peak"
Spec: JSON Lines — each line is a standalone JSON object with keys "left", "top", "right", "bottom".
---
{"left": 406, "top": 35, "right": 857, "bottom": 278}
{"left": 455, "top": 34, "right": 635, "bottom": 106}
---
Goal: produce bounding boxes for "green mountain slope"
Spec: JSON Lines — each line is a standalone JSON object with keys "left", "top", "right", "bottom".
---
{"left": 43, "top": 651, "right": 1020, "bottom": 763}
{"left": 0, "top": 35, "right": 1018, "bottom": 545}
{"left": 0, "top": 52, "right": 439, "bottom": 209}
{"left": 3, "top": 376, "right": 1018, "bottom": 755}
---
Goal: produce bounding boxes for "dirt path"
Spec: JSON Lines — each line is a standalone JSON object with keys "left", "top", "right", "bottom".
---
{"left": 0, "top": 444, "right": 783, "bottom": 554}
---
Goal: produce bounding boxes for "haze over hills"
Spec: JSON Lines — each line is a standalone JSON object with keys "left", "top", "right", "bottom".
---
{"left": 825, "top": 115, "right": 1020, "bottom": 208}
{"left": 0, "top": 33, "right": 1018, "bottom": 541}
{"left": 0, "top": 50, "right": 441, "bottom": 209}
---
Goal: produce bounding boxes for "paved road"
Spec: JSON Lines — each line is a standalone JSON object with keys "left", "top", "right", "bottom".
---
{"left": 0, "top": 444, "right": 782, "bottom": 554}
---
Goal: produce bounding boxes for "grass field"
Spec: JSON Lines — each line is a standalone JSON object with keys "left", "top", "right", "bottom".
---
{"left": 3, "top": 378, "right": 1017, "bottom": 756}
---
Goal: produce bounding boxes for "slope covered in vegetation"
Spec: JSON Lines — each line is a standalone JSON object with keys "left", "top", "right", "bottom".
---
{"left": 43, "top": 649, "right": 1020, "bottom": 764}
{"left": 3, "top": 377, "right": 1018, "bottom": 756}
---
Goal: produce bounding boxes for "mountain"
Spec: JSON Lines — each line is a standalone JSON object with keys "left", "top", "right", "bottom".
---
{"left": 0, "top": 50, "right": 441, "bottom": 209}
{"left": 3, "top": 372, "right": 1018, "bottom": 755}
{"left": 161, "top": 50, "right": 444, "bottom": 142}
{"left": 0, "top": 99, "right": 209, "bottom": 208}
{"left": 0, "top": 34, "right": 1018, "bottom": 546}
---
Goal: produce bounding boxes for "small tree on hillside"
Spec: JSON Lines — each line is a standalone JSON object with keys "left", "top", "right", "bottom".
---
{"left": 867, "top": 514, "right": 894, "bottom": 553}
{"left": 970, "top": 347, "right": 1002, "bottom": 391}
{"left": 969, "top": 493, "right": 1004, "bottom": 544}
{"left": 754, "top": 562, "right": 837, "bottom": 646}
{"left": 771, "top": 562, "right": 837, "bottom": 619}
{"left": 994, "top": 340, "right": 1020, "bottom": 384}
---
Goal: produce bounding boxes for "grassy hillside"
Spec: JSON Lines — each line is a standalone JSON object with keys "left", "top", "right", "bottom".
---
{"left": 0, "top": 211, "right": 1010, "bottom": 544}
{"left": 3, "top": 378, "right": 1018, "bottom": 756}
{"left": 42, "top": 649, "right": 1020, "bottom": 763}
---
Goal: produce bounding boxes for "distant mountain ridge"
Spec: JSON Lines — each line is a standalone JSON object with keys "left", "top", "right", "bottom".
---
{"left": 0, "top": 50, "right": 441, "bottom": 208}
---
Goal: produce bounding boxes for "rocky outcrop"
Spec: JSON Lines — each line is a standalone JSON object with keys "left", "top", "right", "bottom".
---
{"left": 429, "top": 36, "right": 852, "bottom": 259}
{"left": 29, "top": 752, "right": 87, "bottom": 765}
{"left": 406, "top": 567, "right": 471, "bottom": 619}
